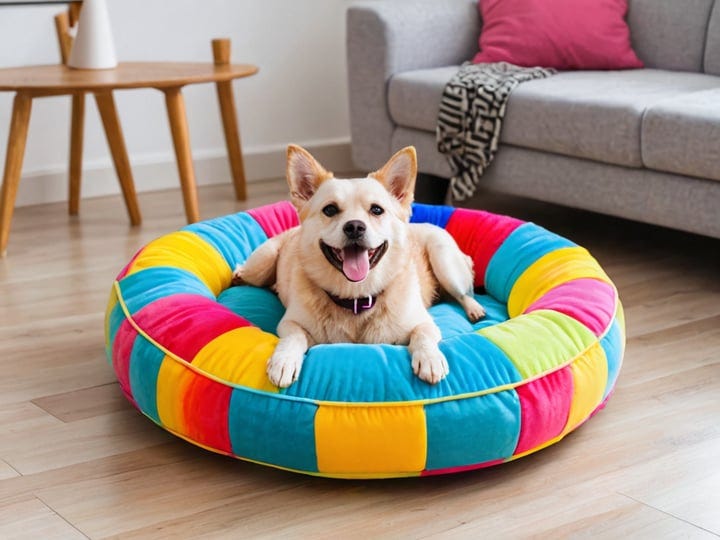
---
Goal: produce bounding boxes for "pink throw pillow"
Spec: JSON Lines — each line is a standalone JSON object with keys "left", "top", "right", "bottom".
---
{"left": 473, "top": 0, "right": 643, "bottom": 70}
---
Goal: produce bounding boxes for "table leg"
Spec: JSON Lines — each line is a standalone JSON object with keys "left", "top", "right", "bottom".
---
{"left": 212, "top": 38, "right": 248, "bottom": 201}
{"left": 0, "top": 93, "right": 33, "bottom": 257}
{"left": 163, "top": 87, "right": 200, "bottom": 224}
{"left": 68, "top": 92, "right": 85, "bottom": 216}
{"left": 94, "top": 91, "right": 142, "bottom": 226}
{"left": 216, "top": 80, "right": 248, "bottom": 201}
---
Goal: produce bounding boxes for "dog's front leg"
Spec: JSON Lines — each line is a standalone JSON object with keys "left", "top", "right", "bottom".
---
{"left": 267, "top": 319, "right": 313, "bottom": 388}
{"left": 232, "top": 230, "right": 291, "bottom": 287}
{"left": 408, "top": 321, "right": 448, "bottom": 384}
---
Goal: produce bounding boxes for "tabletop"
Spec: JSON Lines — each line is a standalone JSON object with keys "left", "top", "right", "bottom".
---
{"left": 0, "top": 62, "right": 259, "bottom": 93}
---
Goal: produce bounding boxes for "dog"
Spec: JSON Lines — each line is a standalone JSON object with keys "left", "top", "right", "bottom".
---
{"left": 232, "top": 145, "right": 484, "bottom": 387}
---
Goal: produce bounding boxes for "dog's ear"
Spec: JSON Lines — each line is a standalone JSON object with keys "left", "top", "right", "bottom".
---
{"left": 372, "top": 146, "right": 417, "bottom": 209}
{"left": 287, "top": 144, "right": 332, "bottom": 210}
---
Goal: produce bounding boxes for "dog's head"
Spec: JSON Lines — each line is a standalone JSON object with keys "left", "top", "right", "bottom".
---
{"left": 286, "top": 144, "right": 417, "bottom": 292}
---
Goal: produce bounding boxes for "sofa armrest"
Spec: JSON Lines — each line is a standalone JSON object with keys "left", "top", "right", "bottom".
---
{"left": 347, "top": 0, "right": 479, "bottom": 170}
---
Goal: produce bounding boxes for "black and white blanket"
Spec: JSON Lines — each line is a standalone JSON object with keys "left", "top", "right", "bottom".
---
{"left": 437, "top": 62, "right": 555, "bottom": 201}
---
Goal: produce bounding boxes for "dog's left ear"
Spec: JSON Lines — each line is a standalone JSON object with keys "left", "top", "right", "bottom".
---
{"left": 287, "top": 144, "right": 332, "bottom": 211}
{"left": 372, "top": 146, "right": 417, "bottom": 210}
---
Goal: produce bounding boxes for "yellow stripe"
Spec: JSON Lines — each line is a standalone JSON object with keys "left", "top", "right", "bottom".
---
{"left": 508, "top": 247, "right": 612, "bottom": 317}
{"left": 192, "top": 327, "right": 279, "bottom": 393}
{"left": 156, "top": 355, "right": 193, "bottom": 435}
{"left": 104, "top": 286, "right": 119, "bottom": 350}
{"left": 126, "top": 231, "right": 231, "bottom": 296}
{"left": 563, "top": 342, "right": 608, "bottom": 434}
{"left": 315, "top": 404, "right": 427, "bottom": 475}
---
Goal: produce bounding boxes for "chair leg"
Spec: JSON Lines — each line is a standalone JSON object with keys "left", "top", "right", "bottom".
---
{"left": 68, "top": 92, "right": 85, "bottom": 216}
{"left": 0, "top": 93, "right": 33, "bottom": 257}
{"left": 94, "top": 91, "right": 142, "bottom": 226}
{"left": 163, "top": 86, "right": 200, "bottom": 224}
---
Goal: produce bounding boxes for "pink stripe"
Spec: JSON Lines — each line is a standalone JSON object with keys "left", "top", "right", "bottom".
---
{"left": 247, "top": 201, "right": 299, "bottom": 238}
{"left": 514, "top": 367, "right": 573, "bottom": 455}
{"left": 132, "top": 293, "right": 251, "bottom": 362}
{"left": 111, "top": 318, "right": 138, "bottom": 407}
{"left": 525, "top": 278, "right": 616, "bottom": 336}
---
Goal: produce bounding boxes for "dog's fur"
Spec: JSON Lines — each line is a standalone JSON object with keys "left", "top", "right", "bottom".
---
{"left": 233, "top": 145, "right": 484, "bottom": 387}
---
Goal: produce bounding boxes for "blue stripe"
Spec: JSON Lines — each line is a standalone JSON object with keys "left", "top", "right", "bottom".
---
{"left": 600, "top": 316, "right": 624, "bottom": 400}
{"left": 410, "top": 203, "right": 455, "bottom": 228}
{"left": 183, "top": 212, "right": 269, "bottom": 270}
{"left": 129, "top": 334, "right": 165, "bottom": 424}
{"left": 107, "top": 303, "right": 126, "bottom": 363}
{"left": 283, "top": 332, "right": 521, "bottom": 403}
{"left": 216, "top": 285, "right": 285, "bottom": 334}
{"left": 118, "top": 267, "right": 214, "bottom": 314}
{"left": 485, "top": 222, "right": 576, "bottom": 302}
{"left": 425, "top": 389, "right": 521, "bottom": 470}
{"left": 228, "top": 389, "right": 318, "bottom": 473}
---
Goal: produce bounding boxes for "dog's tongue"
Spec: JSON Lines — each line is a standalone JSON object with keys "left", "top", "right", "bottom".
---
{"left": 342, "top": 245, "right": 370, "bottom": 282}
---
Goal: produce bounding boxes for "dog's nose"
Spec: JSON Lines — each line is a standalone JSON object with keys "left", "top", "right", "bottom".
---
{"left": 343, "top": 220, "right": 366, "bottom": 240}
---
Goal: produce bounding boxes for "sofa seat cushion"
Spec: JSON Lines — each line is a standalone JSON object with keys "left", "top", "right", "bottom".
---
{"left": 388, "top": 67, "right": 719, "bottom": 168}
{"left": 642, "top": 89, "right": 720, "bottom": 182}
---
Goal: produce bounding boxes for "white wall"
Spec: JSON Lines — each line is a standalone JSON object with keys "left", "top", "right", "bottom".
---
{"left": 0, "top": 0, "right": 353, "bottom": 206}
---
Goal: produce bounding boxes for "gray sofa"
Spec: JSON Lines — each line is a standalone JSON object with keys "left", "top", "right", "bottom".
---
{"left": 346, "top": 0, "right": 720, "bottom": 239}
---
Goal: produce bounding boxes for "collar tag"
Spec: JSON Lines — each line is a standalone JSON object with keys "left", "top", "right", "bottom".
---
{"left": 327, "top": 292, "right": 377, "bottom": 314}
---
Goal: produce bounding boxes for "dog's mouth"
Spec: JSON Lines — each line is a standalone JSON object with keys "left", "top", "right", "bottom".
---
{"left": 320, "top": 240, "right": 388, "bottom": 282}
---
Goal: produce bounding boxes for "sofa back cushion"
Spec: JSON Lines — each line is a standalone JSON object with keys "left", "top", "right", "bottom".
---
{"left": 703, "top": 1, "right": 720, "bottom": 75}
{"left": 473, "top": 0, "right": 643, "bottom": 70}
{"left": 627, "top": 0, "right": 714, "bottom": 72}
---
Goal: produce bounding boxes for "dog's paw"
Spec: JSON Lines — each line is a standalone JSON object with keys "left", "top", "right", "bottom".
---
{"left": 460, "top": 295, "right": 485, "bottom": 323}
{"left": 231, "top": 264, "right": 245, "bottom": 286}
{"left": 412, "top": 347, "right": 449, "bottom": 385}
{"left": 267, "top": 350, "right": 304, "bottom": 388}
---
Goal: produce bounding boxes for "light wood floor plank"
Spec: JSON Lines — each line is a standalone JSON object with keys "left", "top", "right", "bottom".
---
{"left": 0, "top": 496, "right": 88, "bottom": 539}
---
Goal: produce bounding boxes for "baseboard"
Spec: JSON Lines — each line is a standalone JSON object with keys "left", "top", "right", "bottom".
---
{"left": 14, "top": 138, "right": 353, "bottom": 208}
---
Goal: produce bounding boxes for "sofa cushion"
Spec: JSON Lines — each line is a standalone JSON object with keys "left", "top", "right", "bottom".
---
{"left": 627, "top": 0, "right": 714, "bottom": 72}
{"left": 388, "top": 66, "right": 462, "bottom": 133}
{"left": 642, "top": 89, "right": 720, "bottom": 182}
{"left": 388, "top": 67, "right": 720, "bottom": 168}
{"left": 473, "top": 0, "right": 642, "bottom": 70}
{"left": 500, "top": 69, "right": 720, "bottom": 167}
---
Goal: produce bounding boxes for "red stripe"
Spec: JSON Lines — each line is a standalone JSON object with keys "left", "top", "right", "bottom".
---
{"left": 182, "top": 376, "right": 233, "bottom": 453}
{"left": 445, "top": 209, "right": 523, "bottom": 287}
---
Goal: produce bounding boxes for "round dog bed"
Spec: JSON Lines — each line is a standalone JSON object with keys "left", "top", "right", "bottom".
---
{"left": 105, "top": 201, "right": 624, "bottom": 479}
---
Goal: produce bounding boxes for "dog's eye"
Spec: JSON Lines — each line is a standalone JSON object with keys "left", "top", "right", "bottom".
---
{"left": 370, "top": 204, "right": 384, "bottom": 216}
{"left": 322, "top": 204, "right": 339, "bottom": 217}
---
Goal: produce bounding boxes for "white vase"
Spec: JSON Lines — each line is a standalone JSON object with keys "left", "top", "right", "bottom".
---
{"left": 68, "top": 0, "right": 118, "bottom": 70}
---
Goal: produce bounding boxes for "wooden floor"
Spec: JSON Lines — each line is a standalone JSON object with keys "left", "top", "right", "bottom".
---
{"left": 1, "top": 178, "right": 718, "bottom": 539}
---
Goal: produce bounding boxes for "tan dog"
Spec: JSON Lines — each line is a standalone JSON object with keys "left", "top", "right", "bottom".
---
{"left": 233, "top": 145, "right": 484, "bottom": 387}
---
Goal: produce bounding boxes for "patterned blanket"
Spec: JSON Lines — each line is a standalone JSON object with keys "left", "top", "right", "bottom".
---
{"left": 437, "top": 62, "right": 555, "bottom": 201}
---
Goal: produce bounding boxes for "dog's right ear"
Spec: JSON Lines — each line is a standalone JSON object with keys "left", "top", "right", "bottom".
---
{"left": 287, "top": 144, "right": 332, "bottom": 211}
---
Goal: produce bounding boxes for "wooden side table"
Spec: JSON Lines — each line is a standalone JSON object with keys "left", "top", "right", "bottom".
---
{"left": 0, "top": 41, "right": 258, "bottom": 256}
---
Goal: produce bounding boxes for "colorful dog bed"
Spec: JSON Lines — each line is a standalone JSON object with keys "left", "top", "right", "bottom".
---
{"left": 105, "top": 201, "right": 624, "bottom": 479}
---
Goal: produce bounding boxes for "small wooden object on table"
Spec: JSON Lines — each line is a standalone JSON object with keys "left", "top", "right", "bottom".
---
{"left": 0, "top": 27, "right": 257, "bottom": 256}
